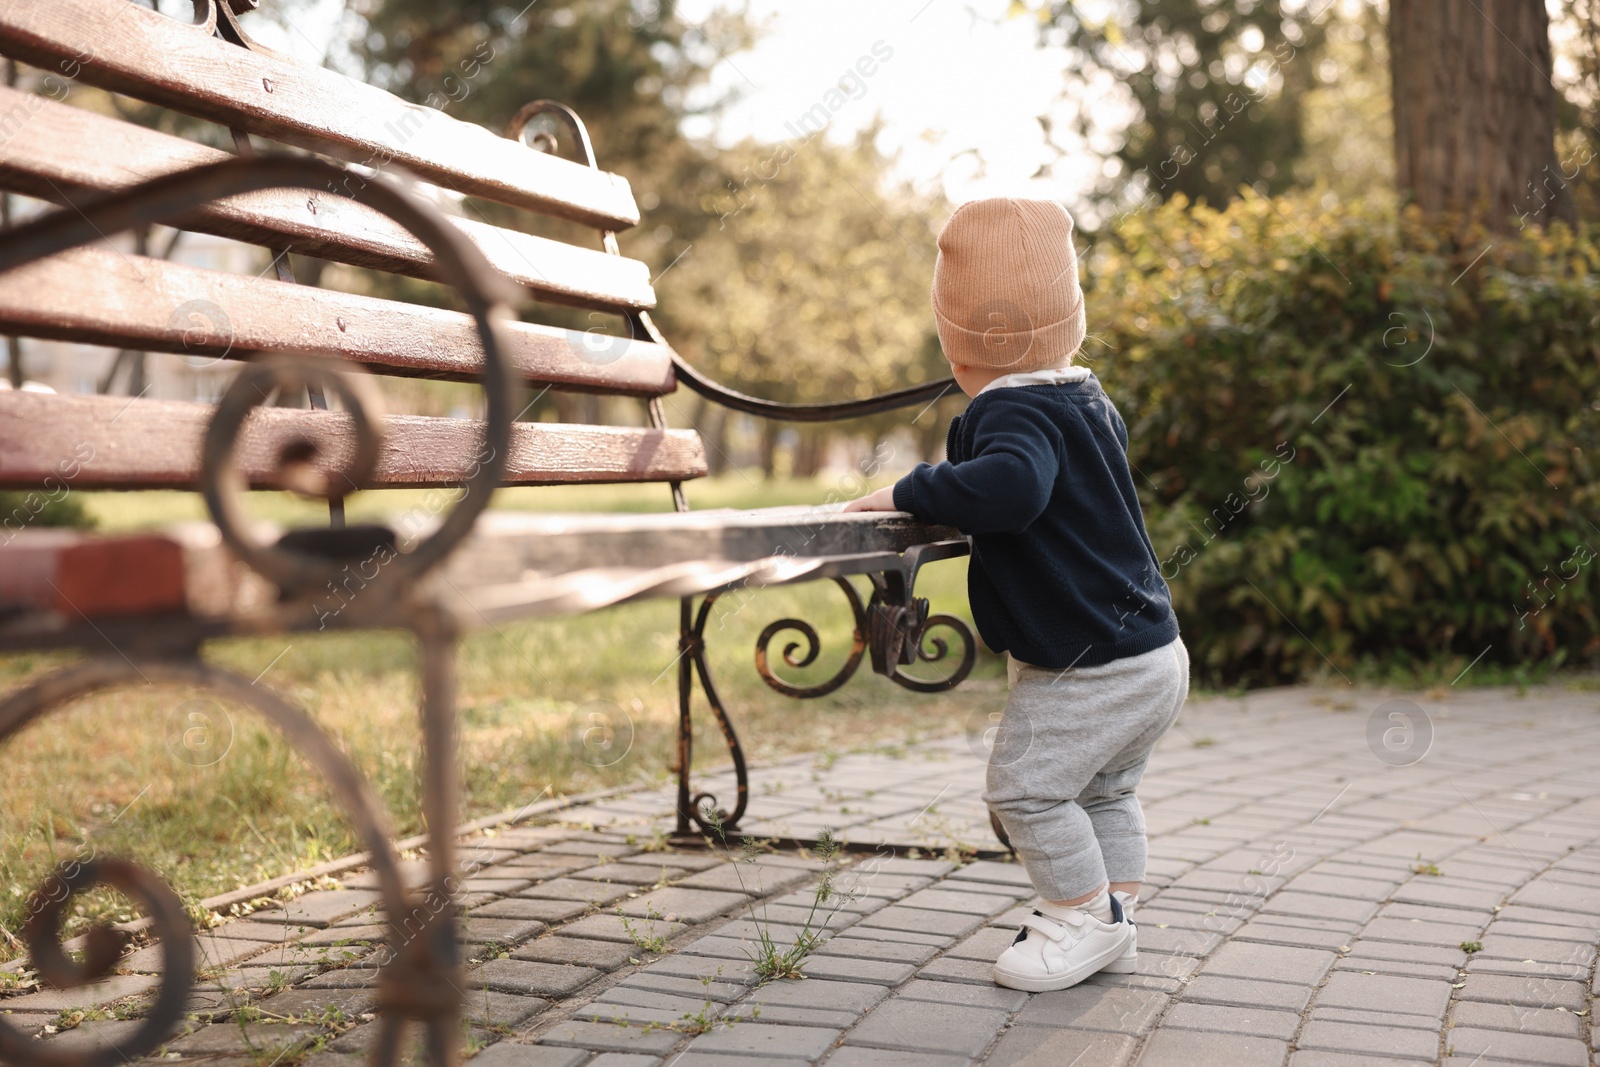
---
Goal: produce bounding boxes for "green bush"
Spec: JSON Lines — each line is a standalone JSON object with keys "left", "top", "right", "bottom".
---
{"left": 1087, "top": 191, "right": 1600, "bottom": 685}
{"left": 0, "top": 489, "right": 94, "bottom": 539}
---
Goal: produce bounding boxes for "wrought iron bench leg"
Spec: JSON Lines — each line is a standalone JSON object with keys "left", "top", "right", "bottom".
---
{"left": 675, "top": 593, "right": 750, "bottom": 837}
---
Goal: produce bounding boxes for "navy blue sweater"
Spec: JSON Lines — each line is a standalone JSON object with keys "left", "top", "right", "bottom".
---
{"left": 892, "top": 373, "right": 1178, "bottom": 669}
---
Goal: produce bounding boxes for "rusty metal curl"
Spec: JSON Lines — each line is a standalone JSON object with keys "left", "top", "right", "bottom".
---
{"left": 0, "top": 858, "right": 192, "bottom": 1067}
{"left": 201, "top": 354, "right": 387, "bottom": 592}
{"left": 0, "top": 156, "right": 521, "bottom": 596}
{"left": 882, "top": 610, "right": 978, "bottom": 694}
{"left": 754, "top": 577, "right": 868, "bottom": 699}
{"left": 0, "top": 657, "right": 413, "bottom": 1067}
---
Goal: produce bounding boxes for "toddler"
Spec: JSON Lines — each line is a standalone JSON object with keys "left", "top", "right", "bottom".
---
{"left": 845, "top": 198, "right": 1188, "bottom": 992}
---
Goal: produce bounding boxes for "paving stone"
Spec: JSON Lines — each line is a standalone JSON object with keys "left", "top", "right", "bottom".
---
{"left": 857, "top": 858, "right": 958, "bottom": 878}
{"left": 300, "top": 923, "right": 387, "bottom": 946}
{"left": 1289, "top": 1053, "right": 1435, "bottom": 1067}
{"left": 0, "top": 973, "right": 162, "bottom": 1011}
{"left": 617, "top": 887, "right": 749, "bottom": 923}
{"left": 796, "top": 955, "right": 916, "bottom": 986}
{"left": 1258, "top": 890, "right": 1380, "bottom": 923}
{"left": 1455, "top": 971, "right": 1588, "bottom": 1010}
{"left": 846, "top": 998, "right": 1007, "bottom": 1057}
{"left": 676, "top": 861, "right": 813, "bottom": 896}
{"left": 1230, "top": 918, "right": 1354, "bottom": 950}
{"left": 1316, "top": 971, "right": 1453, "bottom": 1020}
{"left": 166, "top": 1021, "right": 323, "bottom": 1054}
{"left": 1135, "top": 1028, "right": 1291, "bottom": 1067}
{"left": 914, "top": 956, "right": 995, "bottom": 986}
{"left": 460, "top": 916, "right": 548, "bottom": 947}
{"left": 512, "top": 936, "right": 639, "bottom": 971}
{"left": 800, "top": 923, "right": 945, "bottom": 947}
{"left": 895, "top": 977, "right": 1026, "bottom": 1011}
{"left": 519, "top": 878, "right": 635, "bottom": 906}
{"left": 1363, "top": 916, "right": 1485, "bottom": 946}
{"left": 813, "top": 936, "right": 939, "bottom": 965}
{"left": 1180, "top": 973, "right": 1311, "bottom": 1012}
{"left": 644, "top": 953, "right": 758, "bottom": 985}
{"left": 540, "top": 840, "right": 643, "bottom": 860}
{"left": 1161, "top": 1002, "right": 1299, "bottom": 1040}
{"left": 744, "top": 978, "right": 888, "bottom": 1015}
{"left": 258, "top": 985, "right": 377, "bottom": 1020}
{"left": 463, "top": 876, "right": 536, "bottom": 894}
{"left": 895, "top": 887, "right": 1017, "bottom": 916}
{"left": 624, "top": 850, "right": 728, "bottom": 872}
{"left": 1450, "top": 999, "right": 1586, "bottom": 1038}
{"left": 1333, "top": 955, "right": 1461, "bottom": 981}
{"left": 472, "top": 898, "right": 589, "bottom": 923}
{"left": 462, "top": 990, "right": 549, "bottom": 1029}
{"left": 823, "top": 874, "right": 930, "bottom": 898}
{"left": 944, "top": 860, "right": 1030, "bottom": 886}
{"left": 1296, "top": 1020, "right": 1440, "bottom": 1060}
{"left": 679, "top": 935, "right": 761, "bottom": 960}
{"left": 982, "top": 1025, "right": 1139, "bottom": 1067}
{"left": 465, "top": 1045, "right": 587, "bottom": 1067}
{"left": 724, "top": 1000, "right": 857, "bottom": 1027}
{"left": 855, "top": 907, "right": 983, "bottom": 938}
{"left": 1446, "top": 1025, "right": 1593, "bottom": 1064}
{"left": 747, "top": 905, "right": 862, "bottom": 930}
{"left": 1478, "top": 933, "right": 1596, "bottom": 966}
{"left": 120, "top": 933, "right": 268, "bottom": 973}
{"left": 687, "top": 1022, "right": 841, "bottom": 1059}
{"left": 470, "top": 959, "right": 602, "bottom": 997}
{"left": 1011, "top": 982, "right": 1167, "bottom": 1034}
{"left": 945, "top": 927, "right": 1016, "bottom": 961}
{"left": 568, "top": 863, "right": 682, "bottom": 886}
{"left": 249, "top": 890, "right": 381, "bottom": 929}
{"left": 560, "top": 913, "right": 690, "bottom": 945}
{"left": 823, "top": 1048, "right": 971, "bottom": 1067}
{"left": 537, "top": 1020, "right": 682, "bottom": 1054}
{"left": 617, "top": 972, "right": 747, "bottom": 1003}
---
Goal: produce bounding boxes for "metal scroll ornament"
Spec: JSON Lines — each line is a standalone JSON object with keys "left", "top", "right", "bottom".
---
{"left": 0, "top": 658, "right": 413, "bottom": 1067}
{"left": 754, "top": 578, "right": 869, "bottom": 699}
{"left": 755, "top": 578, "right": 977, "bottom": 698}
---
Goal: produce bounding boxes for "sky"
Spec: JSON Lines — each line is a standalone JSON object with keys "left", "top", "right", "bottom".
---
{"left": 674, "top": 0, "right": 1113, "bottom": 209}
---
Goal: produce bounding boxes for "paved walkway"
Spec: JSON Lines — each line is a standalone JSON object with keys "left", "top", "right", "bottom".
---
{"left": 7, "top": 685, "right": 1600, "bottom": 1065}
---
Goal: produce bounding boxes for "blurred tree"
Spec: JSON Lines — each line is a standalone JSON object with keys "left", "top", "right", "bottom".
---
{"left": 1025, "top": 0, "right": 1327, "bottom": 215}
{"left": 1550, "top": 0, "right": 1600, "bottom": 224}
{"left": 1297, "top": 3, "right": 1393, "bottom": 202}
{"left": 351, "top": 0, "right": 750, "bottom": 428}
{"left": 658, "top": 133, "right": 949, "bottom": 478}
{"left": 1390, "top": 0, "right": 1567, "bottom": 231}
{"left": 352, "top": 0, "right": 747, "bottom": 262}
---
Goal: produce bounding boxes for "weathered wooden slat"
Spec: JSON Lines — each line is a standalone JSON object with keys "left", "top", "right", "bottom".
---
{"left": 0, "top": 0, "right": 640, "bottom": 230}
{"left": 456, "top": 508, "right": 963, "bottom": 579}
{"left": 0, "top": 86, "right": 655, "bottom": 311}
{"left": 0, "top": 248, "right": 673, "bottom": 395}
{"left": 0, "top": 391, "right": 707, "bottom": 490}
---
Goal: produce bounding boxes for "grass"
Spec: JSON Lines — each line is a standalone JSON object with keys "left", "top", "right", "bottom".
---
{"left": 0, "top": 474, "right": 1002, "bottom": 964}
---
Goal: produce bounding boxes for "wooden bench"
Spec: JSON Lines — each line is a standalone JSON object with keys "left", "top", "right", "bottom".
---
{"left": 0, "top": 2, "right": 974, "bottom": 1062}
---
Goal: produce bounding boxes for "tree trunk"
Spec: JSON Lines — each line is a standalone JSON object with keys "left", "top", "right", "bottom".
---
{"left": 1390, "top": 0, "right": 1569, "bottom": 231}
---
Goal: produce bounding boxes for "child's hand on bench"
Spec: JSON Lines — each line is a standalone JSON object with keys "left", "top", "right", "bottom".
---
{"left": 842, "top": 486, "right": 899, "bottom": 513}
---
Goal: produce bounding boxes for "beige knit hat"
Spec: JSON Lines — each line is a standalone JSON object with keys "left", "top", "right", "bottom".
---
{"left": 930, "top": 198, "right": 1086, "bottom": 372}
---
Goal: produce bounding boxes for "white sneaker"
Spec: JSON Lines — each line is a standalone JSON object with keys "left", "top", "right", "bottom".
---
{"left": 1102, "top": 891, "right": 1138, "bottom": 974}
{"left": 992, "top": 898, "right": 1135, "bottom": 992}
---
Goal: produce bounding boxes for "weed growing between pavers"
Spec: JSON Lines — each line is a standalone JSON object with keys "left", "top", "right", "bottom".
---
{"left": 618, "top": 902, "right": 672, "bottom": 957}
{"left": 699, "top": 813, "right": 854, "bottom": 983}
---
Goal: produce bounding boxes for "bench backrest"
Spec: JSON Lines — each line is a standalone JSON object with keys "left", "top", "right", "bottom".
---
{"left": 0, "top": 0, "right": 707, "bottom": 494}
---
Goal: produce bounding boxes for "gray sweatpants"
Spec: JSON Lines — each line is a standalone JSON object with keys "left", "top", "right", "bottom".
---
{"left": 985, "top": 638, "right": 1189, "bottom": 901}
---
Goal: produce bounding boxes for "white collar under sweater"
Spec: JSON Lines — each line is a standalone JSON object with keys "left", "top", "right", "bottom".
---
{"left": 976, "top": 365, "right": 1092, "bottom": 396}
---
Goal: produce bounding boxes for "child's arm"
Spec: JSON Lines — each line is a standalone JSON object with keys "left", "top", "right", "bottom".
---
{"left": 842, "top": 403, "right": 1060, "bottom": 532}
